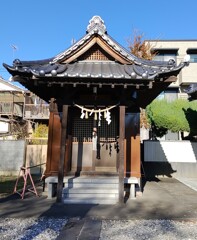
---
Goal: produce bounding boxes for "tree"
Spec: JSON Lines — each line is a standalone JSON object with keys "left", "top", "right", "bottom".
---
{"left": 128, "top": 31, "right": 157, "bottom": 129}
{"left": 9, "top": 119, "right": 29, "bottom": 140}
{"left": 128, "top": 31, "right": 156, "bottom": 60}
{"left": 140, "top": 108, "right": 150, "bottom": 129}
{"left": 128, "top": 31, "right": 197, "bottom": 140}
{"left": 146, "top": 99, "right": 197, "bottom": 139}
{"left": 31, "top": 123, "right": 48, "bottom": 144}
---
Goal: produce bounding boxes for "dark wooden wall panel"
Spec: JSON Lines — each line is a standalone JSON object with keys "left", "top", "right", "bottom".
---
{"left": 124, "top": 112, "right": 141, "bottom": 177}
{"left": 131, "top": 136, "right": 141, "bottom": 177}
{"left": 45, "top": 112, "right": 71, "bottom": 176}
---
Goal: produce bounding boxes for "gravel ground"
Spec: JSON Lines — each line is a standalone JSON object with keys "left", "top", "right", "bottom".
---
{"left": 0, "top": 217, "right": 68, "bottom": 240}
{"left": 100, "top": 219, "right": 197, "bottom": 240}
{"left": 1, "top": 218, "right": 197, "bottom": 239}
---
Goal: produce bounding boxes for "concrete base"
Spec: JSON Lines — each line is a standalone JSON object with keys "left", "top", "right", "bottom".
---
{"left": 124, "top": 177, "right": 139, "bottom": 199}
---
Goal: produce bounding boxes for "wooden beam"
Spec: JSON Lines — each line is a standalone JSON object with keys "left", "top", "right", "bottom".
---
{"left": 164, "top": 76, "right": 177, "bottom": 82}
{"left": 119, "top": 105, "right": 125, "bottom": 204}
{"left": 56, "top": 105, "right": 68, "bottom": 203}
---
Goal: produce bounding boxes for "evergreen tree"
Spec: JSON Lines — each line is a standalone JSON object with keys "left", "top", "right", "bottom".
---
{"left": 146, "top": 99, "right": 197, "bottom": 139}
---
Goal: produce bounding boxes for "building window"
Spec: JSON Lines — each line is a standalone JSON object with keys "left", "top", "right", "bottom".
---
{"left": 152, "top": 49, "right": 178, "bottom": 63}
{"left": 157, "top": 89, "right": 178, "bottom": 102}
{"left": 187, "top": 49, "right": 197, "bottom": 63}
{"left": 189, "top": 54, "right": 197, "bottom": 63}
{"left": 154, "top": 53, "right": 177, "bottom": 63}
{"left": 154, "top": 53, "right": 177, "bottom": 62}
{"left": 165, "top": 89, "right": 178, "bottom": 102}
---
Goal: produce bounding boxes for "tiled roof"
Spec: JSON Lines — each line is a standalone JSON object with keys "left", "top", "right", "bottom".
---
{"left": 3, "top": 16, "right": 189, "bottom": 83}
{"left": 2, "top": 16, "right": 190, "bottom": 107}
{"left": 3, "top": 60, "right": 184, "bottom": 82}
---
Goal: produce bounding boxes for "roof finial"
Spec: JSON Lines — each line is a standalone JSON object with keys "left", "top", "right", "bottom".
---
{"left": 86, "top": 16, "right": 107, "bottom": 33}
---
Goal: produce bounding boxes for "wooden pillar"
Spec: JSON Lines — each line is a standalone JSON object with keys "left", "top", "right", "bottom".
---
{"left": 124, "top": 112, "right": 141, "bottom": 178}
{"left": 56, "top": 105, "right": 68, "bottom": 203}
{"left": 119, "top": 106, "right": 125, "bottom": 204}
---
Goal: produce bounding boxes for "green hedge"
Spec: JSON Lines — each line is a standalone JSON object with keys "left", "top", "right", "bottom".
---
{"left": 146, "top": 99, "right": 197, "bottom": 137}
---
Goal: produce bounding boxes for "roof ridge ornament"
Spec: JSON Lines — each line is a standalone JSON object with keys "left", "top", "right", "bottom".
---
{"left": 86, "top": 16, "right": 107, "bottom": 33}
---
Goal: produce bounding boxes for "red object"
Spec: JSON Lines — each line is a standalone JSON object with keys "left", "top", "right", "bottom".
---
{"left": 13, "top": 167, "right": 39, "bottom": 199}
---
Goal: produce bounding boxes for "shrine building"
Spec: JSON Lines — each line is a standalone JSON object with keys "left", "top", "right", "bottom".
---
{"left": 3, "top": 16, "right": 188, "bottom": 204}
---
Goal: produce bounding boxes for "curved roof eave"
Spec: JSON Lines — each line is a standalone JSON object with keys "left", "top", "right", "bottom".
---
{"left": 3, "top": 58, "right": 186, "bottom": 82}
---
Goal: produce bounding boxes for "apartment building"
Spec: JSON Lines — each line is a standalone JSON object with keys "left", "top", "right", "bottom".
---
{"left": 142, "top": 40, "right": 197, "bottom": 140}
{"left": 146, "top": 40, "right": 197, "bottom": 101}
{"left": 0, "top": 77, "right": 49, "bottom": 138}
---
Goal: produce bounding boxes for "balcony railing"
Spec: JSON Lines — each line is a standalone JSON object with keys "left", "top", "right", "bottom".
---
{"left": 0, "top": 102, "right": 23, "bottom": 117}
{"left": 24, "top": 104, "right": 49, "bottom": 119}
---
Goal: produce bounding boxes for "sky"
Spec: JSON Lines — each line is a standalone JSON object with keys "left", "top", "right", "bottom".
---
{"left": 1, "top": 0, "right": 197, "bottom": 80}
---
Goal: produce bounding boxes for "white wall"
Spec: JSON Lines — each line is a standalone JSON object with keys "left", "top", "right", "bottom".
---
{"left": 144, "top": 140, "right": 197, "bottom": 163}
{"left": 0, "top": 122, "right": 9, "bottom": 133}
{"left": 143, "top": 140, "right": 197, "bottom": 178}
